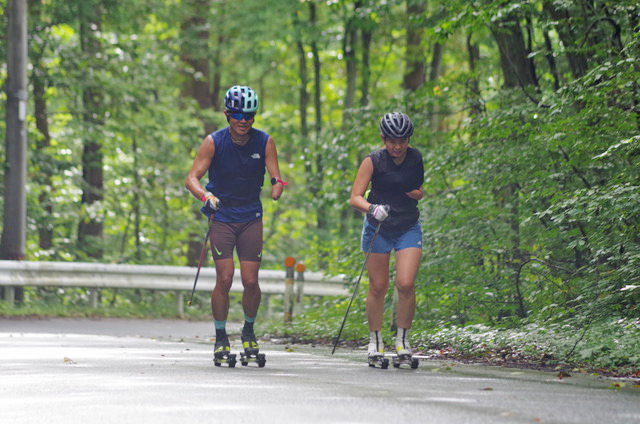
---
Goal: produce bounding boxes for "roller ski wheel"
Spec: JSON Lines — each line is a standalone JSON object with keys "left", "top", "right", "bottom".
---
{"left": 392, "top": 353, "right": 418, "bottom": 370}
{"left": 367, "top": 354, "right": 389, "bottom": 369}
{"left": 213, "top": 352, "right": 237, "bottom": 368}
{"left": 213, "top": 337, "right": 235, "bottom": 367}
{"left": 240, "top": 352, "right": 267, "bottom": 368}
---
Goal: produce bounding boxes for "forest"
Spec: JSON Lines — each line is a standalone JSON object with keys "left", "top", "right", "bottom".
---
{"left": 0, "top": 0, "right": 638, "bottom": 373}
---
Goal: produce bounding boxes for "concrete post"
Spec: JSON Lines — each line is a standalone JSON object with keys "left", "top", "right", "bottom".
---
{"left": 89, "top": 289, "right": 99, "bottom": 308}
{"left": 283, "top": 256, "right": 295, "bottom": 323}
{"left": 293, "top": 262, "right": 306, "bottom": 316}
{"left": 176, "top": 291, "right": 184, "bottom": 316}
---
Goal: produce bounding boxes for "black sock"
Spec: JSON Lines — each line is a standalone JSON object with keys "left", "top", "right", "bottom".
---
{"left": 216, "top": 328, "right": 227, "bottom": 340}
{"left": 242, "top": 321, "right": 254, "bottom": 336}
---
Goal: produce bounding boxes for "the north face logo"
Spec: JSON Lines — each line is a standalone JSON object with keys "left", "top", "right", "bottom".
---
{"left": 251, "top": 153, "right": 261, "bottom": 159}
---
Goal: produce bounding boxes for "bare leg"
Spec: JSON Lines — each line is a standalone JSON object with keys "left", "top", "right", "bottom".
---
{"left": 394, "top": 247, "right": 421, "bottom": 328}
{"left": 239, "top": 260, "right": 261, "bottom": 317}
{"left": 365, "top": 253, "right": 391, "bottom": 331}
{"left": 211, "top": 258, "right": 234, "bottom": 321}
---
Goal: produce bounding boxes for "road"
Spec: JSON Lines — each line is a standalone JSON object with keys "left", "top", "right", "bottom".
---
{"left": 1, "top": 317, "right": 638, "bottom": 424}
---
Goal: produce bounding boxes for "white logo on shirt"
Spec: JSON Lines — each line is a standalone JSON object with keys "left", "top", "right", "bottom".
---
{"left": 251, "top": 153, "right": 261, "bottom": 159}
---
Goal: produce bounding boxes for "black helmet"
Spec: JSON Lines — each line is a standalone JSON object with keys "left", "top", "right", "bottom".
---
{"left": 379, "top": 112, "right": 413, "bottom": 139}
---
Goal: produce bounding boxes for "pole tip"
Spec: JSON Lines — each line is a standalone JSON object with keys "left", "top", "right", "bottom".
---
{"left": 284, "top": 256, "right": 296, "bottom": 268}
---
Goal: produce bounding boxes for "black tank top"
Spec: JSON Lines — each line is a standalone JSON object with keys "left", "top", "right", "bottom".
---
{"left": 366, "top": 147, "right": 424, "bottom": 233}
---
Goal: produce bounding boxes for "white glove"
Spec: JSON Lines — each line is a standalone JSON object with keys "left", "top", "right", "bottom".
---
{"left": 368, "top": 204, "right": 390, "bottom": 222}
{"left": 202, "top": 192, "right": 221, "bottom": 213}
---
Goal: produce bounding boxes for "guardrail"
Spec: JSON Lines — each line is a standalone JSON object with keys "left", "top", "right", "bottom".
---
{"left": 0, "top": 260, "right": 350, "bottom": 316}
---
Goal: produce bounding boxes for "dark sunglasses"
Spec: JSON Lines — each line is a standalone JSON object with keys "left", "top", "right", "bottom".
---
{"left": 229, "top": 112, "right": 256, "bottom": 121}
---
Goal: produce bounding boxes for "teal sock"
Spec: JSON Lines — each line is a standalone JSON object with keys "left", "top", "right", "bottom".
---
{"left": 214, "top": 319, "right": 227, "bottom": 340}
{"left": 243, "top": 315, "right": 256, "bottom": 335}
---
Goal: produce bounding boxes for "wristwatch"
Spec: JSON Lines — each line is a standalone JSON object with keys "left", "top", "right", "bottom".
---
{"left": 271, "top": 177, "right": 288, "bottom": 186}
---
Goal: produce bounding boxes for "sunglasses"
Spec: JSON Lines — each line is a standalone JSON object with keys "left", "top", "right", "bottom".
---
{"left": 228, "top": 112, "right": 256, "bottom": 121}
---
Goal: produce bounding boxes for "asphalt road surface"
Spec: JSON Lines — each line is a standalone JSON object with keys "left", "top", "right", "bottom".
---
{"left": 1, "top": 317, "right": 638, "bottom": 424}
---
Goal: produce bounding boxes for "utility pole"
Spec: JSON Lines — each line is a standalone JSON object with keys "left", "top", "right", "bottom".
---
{"left": 1, "top": 0, "right": 28, "bottom": 303}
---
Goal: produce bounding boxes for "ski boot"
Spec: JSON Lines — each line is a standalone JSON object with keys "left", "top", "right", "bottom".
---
{"left": 239, "top": 333, "right": 266, "bottom": 367}
{"left": 367, "top": 343, "right": 389, "bottom": 369}
{"left": 213, "top": 336, "right": 236, "bottom": 368}
{"left": 392, "top": 345, "right": 418, "bottom": 369}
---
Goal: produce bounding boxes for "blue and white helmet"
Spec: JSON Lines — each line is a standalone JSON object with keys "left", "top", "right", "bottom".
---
{"left": 379, "top": 112, "right": 413, "bottom": 139}
{"left": 224, "top": 85, "right": 259, "bottom": 113}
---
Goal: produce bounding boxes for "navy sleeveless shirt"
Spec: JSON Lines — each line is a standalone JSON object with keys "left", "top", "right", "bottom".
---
{"left": 365, "top": 147, "right": 424, "bottom": 233}
{"left": 202, "top": 127, "right": 269, "bottom": 222}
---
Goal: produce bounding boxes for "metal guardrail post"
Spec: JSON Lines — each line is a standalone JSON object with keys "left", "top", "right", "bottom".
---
{"left": 4, "top": 286, "right": 15, "bottom": 304}
{"left": 283, "top": 256, "right": 295, "bottom": 323}
{"left": 176, "top": 291, "right": 184, "bottom": 316}
{"left": 293, "top": 262, "right": 305, "bottom": 316}
{"left": 89, "top": 289, "right": 99, "bottom": 308}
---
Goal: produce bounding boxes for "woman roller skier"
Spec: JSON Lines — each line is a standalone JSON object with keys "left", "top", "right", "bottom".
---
{"left": 349, "top": 112, "right": 424, "bottom": 367}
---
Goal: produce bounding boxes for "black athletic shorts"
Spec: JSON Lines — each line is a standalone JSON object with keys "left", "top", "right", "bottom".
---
{"left": 209, "top": 219, "right": 263, "bottom": 262}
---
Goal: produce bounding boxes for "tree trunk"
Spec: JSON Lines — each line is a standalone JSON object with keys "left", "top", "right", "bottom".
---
{"left": 180, "top": 0, "right": 214, "bottom": 134}
{"left": 466, "top": 33, "right": 483, "bottom": 118}
{"left": 360, "top": 26, "right": 372, "bottom": 107}
{"left": 29, "top": 0, "right": 54, "bottom": 252}
{"left": 343, "top": 2, "right": 359, "bottom": 126}
{"left": 1, "top": 0, "right": 28, "bottom": 303}
{"left": 310, "top": 2, "right": 321, "bottom": 137}
{"left": 309, "top": 1, "right": 326, "bottom": 231}
{"left": 491, "top": 13, "right": 534, "bottom": 318}
{"left": 294, "top": 10, "right": 309, "bottom": 140}
{"left": 402, "top": 0, "right": 426, "bottom": 91}
{"left": 211, "top": 5, "right": 226, "bottom": 112}
{"left": 132, "top": 137, "right": 142, "bottom": 261}
{"left": 180, "top": 0, "right": 213, "bottom": 267}
{"left": 428, "top": 41, "right": 443, "bottom": 131}
{"left": 543, "top": 30, "right": 560, "bottom": 91}
{"left": 491, "top": 16, "right": 537, "bottom": 88}
{"left": 542, "top": 2, "right": 589, "bottom": 79}
{"left": 78, "top": 6, "right": 105, "bottom": 260}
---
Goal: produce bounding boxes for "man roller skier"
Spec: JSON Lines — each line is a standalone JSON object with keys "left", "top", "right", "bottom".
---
{"left": 349, "top": 112, "right": 424, "bottom": 367}
{"left": 185, "top": 85, "right": 286, "bottom": 365}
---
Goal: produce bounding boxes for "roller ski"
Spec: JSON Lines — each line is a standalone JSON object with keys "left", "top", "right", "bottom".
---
{"left": 366, "top": 333, "right": 389, "bottom": 369}
{"left": 368, "top": 352, "right": 389, "bottom": 369}
{"left": 391, "top": 346, "right": 418, "bottom": 369}
{"left": 239, "top": 333, "right": 266, "bottom": 368}
{"left": 213, "top": 337, "right": 237, "bottom": 368}
{"left": 391, "top": 329, "right": 419, "bottom": 369}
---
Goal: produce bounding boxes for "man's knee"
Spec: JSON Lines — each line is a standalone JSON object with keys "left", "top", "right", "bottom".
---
{"left": 215, "top": 273, "right": 234, "bottom": 291}
{"left": 242, "top": 278, "right": 260, "bottom": 292}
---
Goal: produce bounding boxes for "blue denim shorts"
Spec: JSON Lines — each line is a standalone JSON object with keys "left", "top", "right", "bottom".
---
{"left": 361, "top": 219, "right": 423, "bottom": 254}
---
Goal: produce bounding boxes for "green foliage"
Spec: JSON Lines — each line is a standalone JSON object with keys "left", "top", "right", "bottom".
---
{"left": 1, "top": 0, "right": 638, "bottom": 371}
{"left": 418, "top": 317, "right": 640, "bottom": 372}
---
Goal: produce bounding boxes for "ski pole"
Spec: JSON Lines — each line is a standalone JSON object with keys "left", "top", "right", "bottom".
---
{"left": 331, "top": 221, "right": 382, "bottom": 354}
{"left": 187, "top": 216, "right": 214, "bottom": 307}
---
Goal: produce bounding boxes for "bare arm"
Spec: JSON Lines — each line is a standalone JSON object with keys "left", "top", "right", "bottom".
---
{"left": 265, "top": 136, "right": 284, "bottom": 201}
{"left": 185, "top": 135, "right": 215, "bottom": 201}
{"left": 349, "top": 157, "right": 374, "bottom": 214}
{"left": 405, "top": 185, "right": 423, "bottom": 200}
